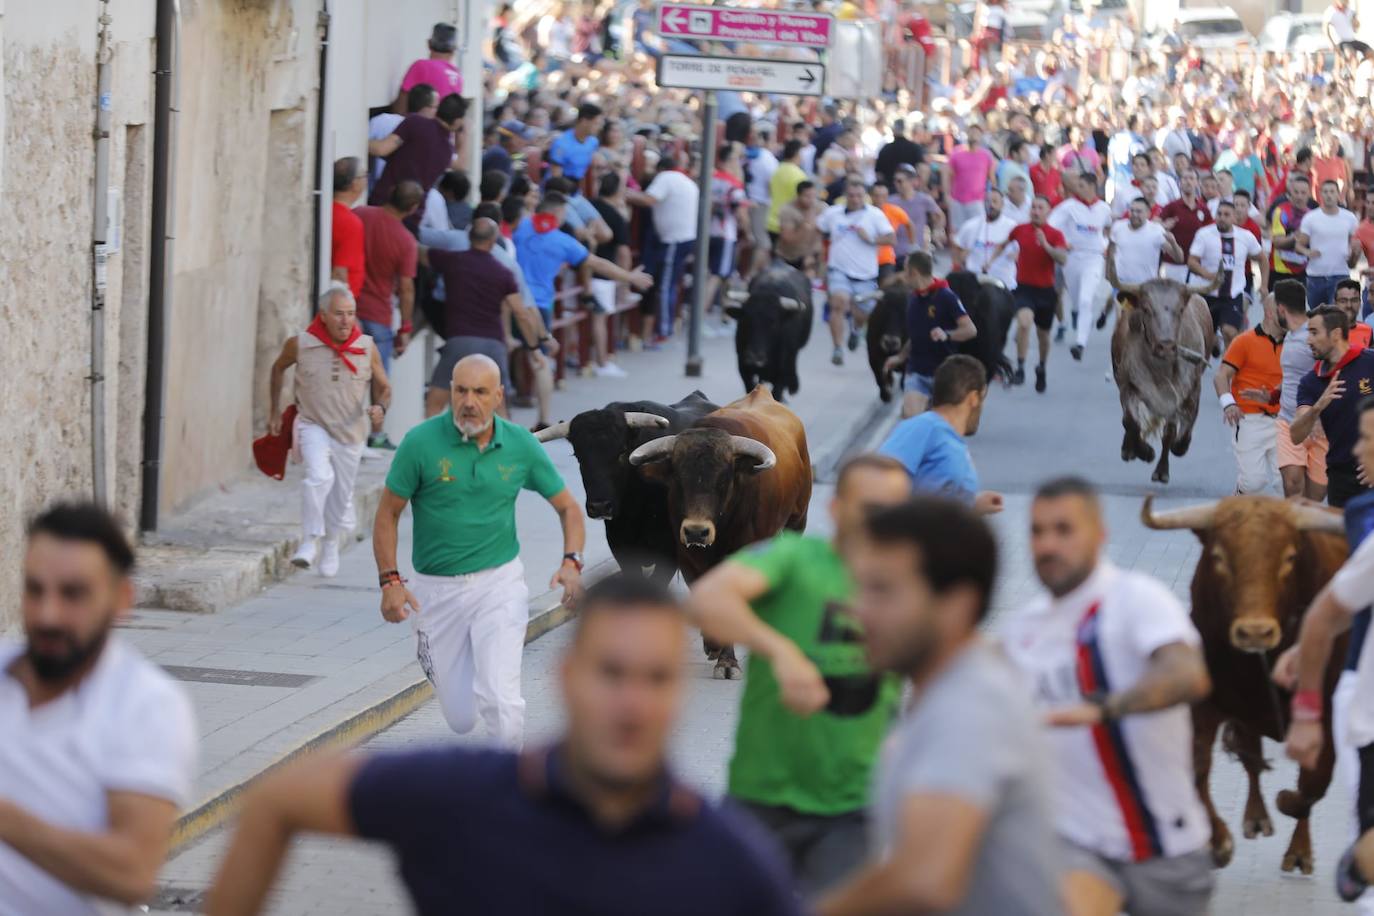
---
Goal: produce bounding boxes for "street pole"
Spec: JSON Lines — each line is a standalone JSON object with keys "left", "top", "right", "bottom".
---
{"left": 686, "top": 90, "right": 717, "bottom": 378}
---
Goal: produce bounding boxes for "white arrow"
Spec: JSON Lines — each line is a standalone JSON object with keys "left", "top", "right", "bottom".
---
{"left": 662, "top": 8, "right": 686, "bottom": 32}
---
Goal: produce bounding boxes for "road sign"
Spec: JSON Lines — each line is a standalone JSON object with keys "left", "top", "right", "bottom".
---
{"left": 656, "top": 54, "right": 824, "bottom": 96}
{"left": 657, "top": 3, "right": 833, "bottom": 49}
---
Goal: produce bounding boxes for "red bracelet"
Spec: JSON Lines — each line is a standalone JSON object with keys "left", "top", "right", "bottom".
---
{"left": 398, "top": 322, "right": 413, "bottom": 334}
{"left": 1291, "top": 690, "right": 1323, "bottom": 722}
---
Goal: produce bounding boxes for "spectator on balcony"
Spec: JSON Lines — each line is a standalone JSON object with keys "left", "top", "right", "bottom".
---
{"left": 368, "top": 92, "right": 467, "bottom": 215}
{"left": 331, "top": 157, "right": 367, "bottom": 300}
{"left": 395, "top": 23, "right": 462, "bottom": 113}
{"left": 548, "top": 103, "right": 604, "bottom": 182}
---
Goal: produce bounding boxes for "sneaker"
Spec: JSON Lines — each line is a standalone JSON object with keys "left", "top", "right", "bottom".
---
{"left": 1012, "top": 366, "right": 1025, "bottom": 386}
{"left": 594, "top": 362, "right": 628, "bottom": 378}
{"left": 1337, "top": 843, "right": 1370, "bottom": 902}
{"left": 831, "top": 347, "right": 844, "bottom": 366}
{"left": 847, "top": 329, "right": 861, "bottom": 351}
{"left": 1035, "top": 364, "right": 1047, "bottom": 393}
{"left": 1070, "top": 345, "right": 1084, "bottom": 361}
{"left": 367, "top": 433, "right": 397, "bottom": 450}
{"left": 531, "top": 422, "right": 550, "bottom": 434}
{"left": 318, "top": 538, "right": 340, "bottom": 578}
{"left": 1096, "top": 310, "right": 1109, "bottom": 330}
{"left": 291, "top": 537, "right": 318, "bottom": 570}
{"left": 1054, "top": 325, "right": 1066, "bottom": 343}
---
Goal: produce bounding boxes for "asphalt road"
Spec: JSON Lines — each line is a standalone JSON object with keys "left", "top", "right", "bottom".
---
{"left": 153, "top": 304, "right": 1361, "bottom": 915}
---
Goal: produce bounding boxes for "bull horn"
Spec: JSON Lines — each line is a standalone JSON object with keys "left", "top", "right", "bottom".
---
{"left": 725, "top": 290, "right": 749, "bottom": 302}
{"left": 1290, "top": 501, "right": 1346, "bottom": 533}
{"left": 624, "top": 412, "right": 670, "bottom": 429}
{"left": 1186, "top": 270, "right": 1221, "bottom": 296}
{"left": 729, "top": 436, "right": 776, "bottom": 471}
{"left": 628, "top": 435, "right": 677, "bottom": 466}
{"left": 535, "top": 421, "right": 571, "bottom": 443}
{"left": 1104, "top": 248, "right": 1142, "bottom": 297}
{"left": 1140, "top": 495, "right": 1219, "bottom": 530}
{"left": 779, "top": 296, "right": 802, "bottom": 310}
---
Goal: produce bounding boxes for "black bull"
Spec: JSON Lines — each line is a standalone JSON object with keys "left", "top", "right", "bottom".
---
{"left": 727, "top": 263, "right": 814, "bottom": 401}
{"left": 535, "top": 391, "right": 720, "bottom": 583}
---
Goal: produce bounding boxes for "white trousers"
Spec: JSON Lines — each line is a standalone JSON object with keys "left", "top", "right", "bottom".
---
{"left": 410, "top": 558, "right": 529, "bottom": 747}
{"left": 1064, "top": 256, "right": 1106, "bottom": 349}
{"left": 1232, "top": 412, "right": 1279, "bottom": 495}
{"left": 298, "top": 418, "right": 364, "bottom": 540}
{"left": 1333, "top": 671, "right": 1374, "bottom": 914}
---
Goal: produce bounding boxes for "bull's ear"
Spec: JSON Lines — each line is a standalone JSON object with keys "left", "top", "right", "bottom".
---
{"left": 725, "top": 304, "right": 744, "bottom": 320}
{"left": 634, "top": 460, "right": 673, "bottom": 484}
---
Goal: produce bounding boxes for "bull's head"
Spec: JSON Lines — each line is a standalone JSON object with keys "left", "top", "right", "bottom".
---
{"left": 536, "top": 411, "right": 669, "bottom": 520}
{"left": 876, "top": 288, "right": 908, "bottom": 356}
{"left": 628, "top": 428, "right": 776, "bottom": 548}
{"left": 1107, "top": 257, "right": 1217, "bottom": 360}
{"left": 1142, "top": 496, "right": 1344, "bottom": 653}
{"left": 727, "top": 289, "right": 804, "bottom": 371}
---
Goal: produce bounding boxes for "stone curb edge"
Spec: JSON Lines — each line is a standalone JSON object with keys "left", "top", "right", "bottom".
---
{"left": 169, "top": 558, "right": 611, "bottom": 853}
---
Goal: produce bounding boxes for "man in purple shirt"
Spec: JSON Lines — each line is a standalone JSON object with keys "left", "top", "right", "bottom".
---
{"left": 892, "top": 164, "right": 944, "bottom": 256}
{"left": 420, "top": 219, "right": 545, "bottom": 418}
{"left": 368, "top": 92, "right": 466, "bottom": 212}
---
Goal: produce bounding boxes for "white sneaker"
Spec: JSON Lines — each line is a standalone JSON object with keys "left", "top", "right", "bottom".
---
{"left": 318, "top": 538, "right": 340, "bottom": 578}
{"left": 594, "top": 362, "right": 628, "bottom": 378}
{"left": 291, "top": 537, "right": 318, "bottom": 569}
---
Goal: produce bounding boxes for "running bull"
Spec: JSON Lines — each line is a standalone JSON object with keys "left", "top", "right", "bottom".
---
{"left": 945, "top": 270, "right": 1016, "bottom": 387}
{"left": 629, "top": 386, "right": 812, "bottom": 678}
{"left": 1106, "top": 259, "right": 1218, "bottom": 484}
{"left": 536, "top": 391, "right": 719, "bottom": 583}
{"left": 1142, "top": 495, "right": 1348, "bottom": 875}
{"left": 725, "top": 262, "right": 814, "bottom": 401}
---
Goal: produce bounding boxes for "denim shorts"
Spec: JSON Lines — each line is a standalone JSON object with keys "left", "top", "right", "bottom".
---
{"left": 827, "top": 269, "right": 879, "bottom": 305}
{"left": 903, "top": 371, "right": 935, "bottom": 395}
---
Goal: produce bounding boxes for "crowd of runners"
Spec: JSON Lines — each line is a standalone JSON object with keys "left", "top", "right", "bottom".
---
{"left": 14, "top": 1, "right": 1374, "bottom": 915}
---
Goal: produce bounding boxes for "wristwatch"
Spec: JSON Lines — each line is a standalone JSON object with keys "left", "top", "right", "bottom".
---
{"left": 563, "top": 552, "right": 584, "bottom": 572}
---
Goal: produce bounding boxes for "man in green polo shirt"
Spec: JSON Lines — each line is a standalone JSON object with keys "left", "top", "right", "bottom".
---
{"left": 372, "top": 354, "right": 585, "bottom": 746}
{"left": 684, "top": 454, "right": 911, "bottom": 896}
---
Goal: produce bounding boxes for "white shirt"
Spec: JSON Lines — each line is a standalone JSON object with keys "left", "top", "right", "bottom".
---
{"left": 1189, "top": 224, "right": 1263, "bottom": 299}
{"left": 1155, "top": 171, "right": 1181, "bottom": 204}
{"left": 816, "top": 203, "right": 894, "bottom": 280}
{"left": 1050, "top": 197, "right": 1114, "bottom": 260}
{"left": 368, "top": 112, "right": 404, "bottom": 183}
{"left": 421, "top": 188, "right": 454, "bottom": 233}
{"left": 1299, "top": 207, "right": 1359, "bottom": 276}
{"left": 1003, "top": 196, "right": 1031, "bottom": 227}
{"left": 0, "top": 638, "right": 197, "bottom": 914}
{"left": 644, "top": 170, "right": 701, "bottom": 244}
{"left": 745, "top": 148, "right": 779, "bottom": 205}
{"left": 999, "top": 562, "right": 1210, "bottom": 861}
{"left": 1109, "top": 220, "right": 1169, "bottom": 286}
{"left": 1326, "top": 3, "right": 1358, "bottom": 43}
{"left": 955, "top": 213, "right": 1019, "bottom": 289}
{"left": 1336, "top": 537, "right": 1374, "bottom": 745}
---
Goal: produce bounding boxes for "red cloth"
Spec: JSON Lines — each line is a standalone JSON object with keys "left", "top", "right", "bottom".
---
{"left": 532, "top": 212, "right": 560, "bottom": 233}
{"left": 253, "top": 405, "right": 297, "bottom": 481}
{"left": 331, "top": 202, "right": 366, "bottom": 298}
{"left": 306, "top": 315, "right": 367, "bottom": 374}
{"left": 1352, "top": 326, "right": 1372, "bottom": 352}
{"left": 1009, "top": 222, "right": 1066, "bottom": 288}
{"left": 1317, "top": 343, "right": 1367, "bottom": 378}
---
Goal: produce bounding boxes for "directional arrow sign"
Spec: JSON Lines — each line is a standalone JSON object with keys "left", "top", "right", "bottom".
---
{"left": 656, "top": 54, "right": 826, "bottom": 97}
{"left": 657, "top": 3, "right": 833, "bottom": 49}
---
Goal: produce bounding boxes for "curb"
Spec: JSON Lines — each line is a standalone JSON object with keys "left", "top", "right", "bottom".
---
{"left": 812, "top": 397, "right": 899, "bottom": 484}
{"left": 169, "top": 558, "right": 611, "bottom": 853}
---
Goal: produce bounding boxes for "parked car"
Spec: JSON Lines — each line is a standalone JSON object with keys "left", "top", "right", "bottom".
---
{"left": 1259, "top": 12, "right": 1328, "bottom": 54}
{"left": 1149, "top": 7, "right": 1254, "bottom": 53}
{"left": 1006, "top": 8, "right": 1053, "bottom": 41}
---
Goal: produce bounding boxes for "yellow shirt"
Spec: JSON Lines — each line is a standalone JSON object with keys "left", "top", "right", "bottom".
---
{"left": 767, "top": 162, "right": 808, "bottom": 234}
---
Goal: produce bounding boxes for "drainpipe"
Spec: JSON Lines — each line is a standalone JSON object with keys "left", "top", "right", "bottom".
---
{"left": 91, "top": 2, "right": 113, "bottom": 506}
{"left": 141, "top": 0, "right": 178, "bottom": 532}
{"left": 309, "top": 1, "right": 330, "bottom": 313}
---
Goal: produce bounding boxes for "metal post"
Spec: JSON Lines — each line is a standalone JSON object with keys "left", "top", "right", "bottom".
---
{"left": 686, "top": 91, "right": 717, "bottom": 378}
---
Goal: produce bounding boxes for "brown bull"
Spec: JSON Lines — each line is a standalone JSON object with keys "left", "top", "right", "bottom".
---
{"left": 629, "top": 386, "right": 812, "bottom": 678}
{"left": 1107, "top": 258, "right": 1216, "bottom": 484}
{"left": 1143, "top": 495, "right": 1348, "bottom": 874}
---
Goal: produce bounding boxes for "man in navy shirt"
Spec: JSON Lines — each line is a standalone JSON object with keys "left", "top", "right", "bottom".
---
{"left": 548, "top": 103, "right": 604, "bottom": 182}
{"left": 884, "top": 251, "right": 978, "bottom": 418}
{"left": 1292, "top": 305, "right": 1374, "bottom": 506}
{"left": 205, "top": 576, "right": 801, "bottom": 916}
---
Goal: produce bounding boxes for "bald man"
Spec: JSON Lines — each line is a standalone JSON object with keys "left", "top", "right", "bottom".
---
{"left": 420, "top": 218, "right": 545, "bottom": 418}
{"left": 373, "top": 355, "right": 586, "bottom": 745}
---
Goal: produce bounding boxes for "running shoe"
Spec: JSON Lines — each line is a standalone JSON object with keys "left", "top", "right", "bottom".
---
{"left": 1012, "top": 366, "right": 1025, "bottom": 386}
{"left": 367, "top": 433, "right": 397, "bottom": 450}
{"left": 291, "top": 537, "right": 318, "bottom": 570}
{"left": 831, "top": 347, "right": 844, "bottom": 366}
{"left": 1035, "top": 364, "right": 1047, "bottom": 393}
{"left": 847, "top": 329, "right": 861, "bottom": 351}
{"left": 318, "top": 538, "right": 340, "bottom": 578}
{"left": 1337, "top": 843, "right": 1370, "bottom": 902}
{"left": 594, "top": 362, "right": 628, "bottom": 378}
{"left": 1070, "top": 345, "right": 1084, "bottom": 361}
{"left": 1055, "top": 325, "right": 1066, "bottom": 343}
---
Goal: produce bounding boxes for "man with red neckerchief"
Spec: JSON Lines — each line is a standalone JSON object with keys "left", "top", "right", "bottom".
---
{"left": 266, "top": 283, "right": 391, "bottom": 576}
{"left": 1292, "top": 305, "right": 1374, "bottom": 506}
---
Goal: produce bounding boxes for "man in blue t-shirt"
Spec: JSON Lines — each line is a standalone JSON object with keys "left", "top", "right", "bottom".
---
{"left": 512, "top": 191, "right": 652, "bottom": 429}
{"left": 883, "top": 251, "right": 978, "bottom": 418}
{"left": 548, "top": 103, "right": 604, "bottom": 182}
{"left": 879, "top": 354, "right": 1003, "bottom": 515}
{"left": 203, "top": 577, "right": 802, "bottom": 916}
{"left": 1292, "top": 305, "right": 1374, "bottom": 507}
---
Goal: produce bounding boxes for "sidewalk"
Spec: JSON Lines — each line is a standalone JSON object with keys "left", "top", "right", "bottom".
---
{"left": 124, "top": 316, "right": 893, "bottom": 850}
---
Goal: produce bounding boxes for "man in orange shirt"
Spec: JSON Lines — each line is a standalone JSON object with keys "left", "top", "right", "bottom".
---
{"left": 1213, "top": 292, "right": 1285, "bottom": 493}
{"left": 871, "top": 182, "right": 914, "bottom": 285}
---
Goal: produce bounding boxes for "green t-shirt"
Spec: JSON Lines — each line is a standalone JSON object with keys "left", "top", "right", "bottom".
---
{"left": 385, "top": 413, "right": 566, "bottom": 575}
{"left": 727, "top": 532, "right": 900, "bottom": 815}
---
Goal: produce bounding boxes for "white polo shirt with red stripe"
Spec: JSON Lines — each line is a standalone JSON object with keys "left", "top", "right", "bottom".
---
{"left": 998, "top": 561, "right": 1210, "bottom": 862}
